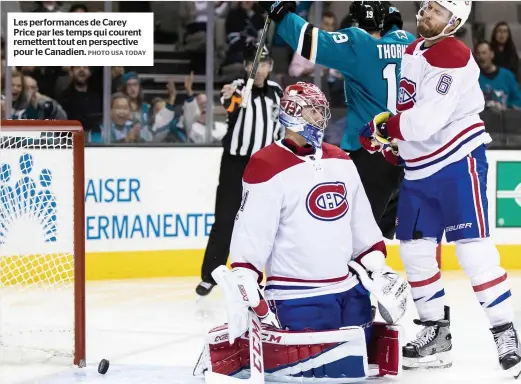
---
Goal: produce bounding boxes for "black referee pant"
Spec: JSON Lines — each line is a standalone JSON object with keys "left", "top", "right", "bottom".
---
{"left": 349, "top": 148, "right": 404, "bottom": 240}
{"left": 201, "top": 152, "right": 250, "bottom": 284}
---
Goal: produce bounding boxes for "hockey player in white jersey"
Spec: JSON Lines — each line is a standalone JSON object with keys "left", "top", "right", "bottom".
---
{"left": 194, "top": 82, "right": 409, "bottom": 381}
{"left": 359, "top": 0, "right": 521, "bottom": 375}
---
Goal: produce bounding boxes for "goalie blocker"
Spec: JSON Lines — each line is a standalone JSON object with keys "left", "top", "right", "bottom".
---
{"left": 194, "top": 321, "right": 402, "bottom": 381}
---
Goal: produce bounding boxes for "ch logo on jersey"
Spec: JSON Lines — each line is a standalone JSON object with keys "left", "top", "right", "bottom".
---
{"left": 397, "top": 78, "right": 417, "bottom": 112}
{"left": 306, "top": 182, "right": 349, "bottom": 221}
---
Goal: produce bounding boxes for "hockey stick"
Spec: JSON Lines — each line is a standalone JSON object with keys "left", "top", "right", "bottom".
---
{"left": 204, "top": 311, "right": 265, "bottom": 384}
{"left": 240, "top": 16, "right": 272, "bottom": 109}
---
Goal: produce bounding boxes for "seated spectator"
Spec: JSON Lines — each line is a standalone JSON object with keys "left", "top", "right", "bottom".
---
{"left": 182, "top": 72, "right": 227, "bottom": 144}
{"left": 19, "top": 66, "right": 66, "bottom": 99}
{"left": 56, "top": 66, "right": 102, "bottom": 134}
{"left": 69, "top": 3, "right": 88, "bottom": 12}
{"left": 1, "top": 95, "right": 5, "bottom": 119}
{"left": 9, "top": 69, "right": 34, "bottom": 118}
{"left": 8, "top": 70, "right": 59, "bottom": 120}
{"left": 92, "top": 93, "right": 141, "bottom": 144}
{"left": 490, "top": 21, "right": 519, "bottom": 81}
{"left": 32, "top": 1, "right": 66, "bottom": 12}
{"left": 179, "top": 1, "right": 229, "bottom": 74}
{"left": 121, "top": 71, "right": 151, "bottom": 129}
{"left": 221, "top": 2, "right": 265, "bottom": 73}
{"left": 475, "top": 41, "right": 521, "bottom": 112}
{"left": 147, "top": 80, "right": 186, "bottom": 143}
{"left": 23, "top": 74, "right": 68, "bottom": 119}
{"left": 111, "top": 66, "right": 125, "bottom": 93}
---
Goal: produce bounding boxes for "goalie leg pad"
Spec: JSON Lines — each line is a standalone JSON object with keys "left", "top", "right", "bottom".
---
{"left": 195, "top": 324, "right": 369, "bottom": 382}
{"left": 367, "top": 322, "right": 403, "bottom": 376}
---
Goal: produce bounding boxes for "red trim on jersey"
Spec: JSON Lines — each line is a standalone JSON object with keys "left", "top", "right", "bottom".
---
{"left": 231, "top": 262, "right": 263, "bottom": 283}
{"left": 242, "top": 144, "right": 305, "bottom": 184}
{"left": 282, "top": 139, "right": 314, "bottom": 156}
{"left": 422, "top": 37, "right": 471, "bottom": 69}
{"left": 405, "top": 38, "right": 423, "bottom": 55}
{"left": 322, "top": 142, "right": 352, "bottom": 160}
{"left": 405, "top": 123, "right": 485, "bottom": 163}
{"left": 266, "top": 273, "right": 349, "bottom": 283}
{"left": 386, "top": 114, "right": 404, "bottom": 141}
{"left": 354, "top": 241, "right": 387, "bottom": 264}
{"left": 409, "top": 271, "right": 441, "bottom": 288}
{"left": 473, "top": 273, "right": 507, "bottom": 292}
{"left": 468, "top": 157, "right": 486, "bottom": 238}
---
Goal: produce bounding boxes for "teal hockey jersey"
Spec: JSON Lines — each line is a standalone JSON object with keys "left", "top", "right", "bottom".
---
{"left": 276, "top": 13, "right": 416, "bottom": 151}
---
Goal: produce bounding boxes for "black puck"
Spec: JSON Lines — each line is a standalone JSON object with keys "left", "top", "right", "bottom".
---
{"left": 98, "top": 359, "right": 110, "bottom": 374}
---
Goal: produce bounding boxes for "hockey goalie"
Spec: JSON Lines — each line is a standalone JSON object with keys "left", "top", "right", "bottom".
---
{"left": 194, "top": 82, "right": 409, "bottom": 382}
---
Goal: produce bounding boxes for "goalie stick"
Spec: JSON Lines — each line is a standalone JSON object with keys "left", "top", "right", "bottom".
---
{"left": 240, "top": 16, "right": 272, "bottom": 109}
{"left": 204, "top": 311, "right": 265, "bottom": 384}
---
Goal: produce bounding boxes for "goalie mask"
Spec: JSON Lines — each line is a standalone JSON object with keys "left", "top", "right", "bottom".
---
{"left": 279, "top": 82, "right": 331, "bottom": 149}
{"left": 416, "top": 1, "right": 472, "bottom": 41}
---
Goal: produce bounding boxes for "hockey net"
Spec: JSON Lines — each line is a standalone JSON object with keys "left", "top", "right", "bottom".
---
{"left": 0, "top": 120, "right": 85, "bottom": 367}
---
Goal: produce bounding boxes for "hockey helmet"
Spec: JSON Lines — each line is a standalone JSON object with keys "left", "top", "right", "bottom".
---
{"left": 279, "top": 82, "right": 331, "bottom": 149}
{"left": 244, "top": 42, "right": 272, "bottom": 65}
{"left": 380, "top": 2, "right": 404, "bottom": 33}
{"left": 417, "top": 1, "right": 472, "bottom": 40}
{"left": 349, "top": 1, "right": 386, "bottom": 32}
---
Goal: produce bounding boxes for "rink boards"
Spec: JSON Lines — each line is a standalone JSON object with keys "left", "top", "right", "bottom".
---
{"left": 1, "top": 147, "right": 520, "bottom": 280}
{"left": 84, "top": 147, "right": 521, "bottom": 279}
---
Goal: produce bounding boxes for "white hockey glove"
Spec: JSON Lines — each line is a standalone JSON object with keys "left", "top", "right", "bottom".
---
{"left": 211, "top": 266, "right": 280, "bottom": 344}
{"left": 349, "top": 253, "right": 409, "bottom": 325}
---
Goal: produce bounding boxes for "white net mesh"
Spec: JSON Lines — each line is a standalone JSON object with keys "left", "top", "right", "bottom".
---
{"left": 0, "top": 130, "right": 77, "bottom": 364}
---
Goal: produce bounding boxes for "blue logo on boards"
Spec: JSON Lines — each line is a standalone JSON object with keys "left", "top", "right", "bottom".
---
{"left": 0, "top": 153, "right": 57, "bottom": 244}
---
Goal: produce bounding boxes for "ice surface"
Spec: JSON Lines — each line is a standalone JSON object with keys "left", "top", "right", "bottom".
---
{"left": 2, "top": 272, "right": 521, "bottom": 384}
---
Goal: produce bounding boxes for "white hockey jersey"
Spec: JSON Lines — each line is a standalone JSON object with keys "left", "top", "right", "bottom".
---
{"left": 386, "top": 37, "right": 491, "bottom": 180}
{"left": 229, "top": 140, "right": 386, "bottom": 301}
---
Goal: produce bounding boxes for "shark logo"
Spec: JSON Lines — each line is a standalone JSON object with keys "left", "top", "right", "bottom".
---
{"left": 0, "top": 153, "right": 57, "bottom": 244}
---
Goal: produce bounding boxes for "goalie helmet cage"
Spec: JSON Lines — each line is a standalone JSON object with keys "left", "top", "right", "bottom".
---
{"left": 0, "top": 120, "right": 86, "bottom": 367}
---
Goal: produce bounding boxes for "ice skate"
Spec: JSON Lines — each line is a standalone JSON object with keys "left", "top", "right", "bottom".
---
{"left": 491, "top": 322, "right": 521, "bottom": 378}
{"left": 403, "top": 306, "right": 452, "bottom": 370}
{"left": 195, "top": 281, "right": 215, "bottom": 296}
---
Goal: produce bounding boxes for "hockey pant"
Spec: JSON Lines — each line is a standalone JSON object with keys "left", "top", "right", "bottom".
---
{"left": 396, "top": 145, "right": 514, "bottom": 326}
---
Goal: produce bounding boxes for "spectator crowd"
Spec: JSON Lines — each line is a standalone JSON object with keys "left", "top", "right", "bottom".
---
{"left": 1, "top": 1, "right": 520, "bottom": 147}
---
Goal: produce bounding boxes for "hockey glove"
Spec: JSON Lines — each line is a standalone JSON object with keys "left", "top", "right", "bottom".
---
{"left": 382, "top": 144, "right": 403, "bottom": 167}
{"left": 349, "top": 260, "right": 409, "bottom": 324}
{"left": 359, "top": 112, "right": 393, "bottom": 150}
{"left": 211, "top": 266, "right": 280, "bottom": 344}
{"left": 258, "top": 1, "right": 297, "bottom": 23}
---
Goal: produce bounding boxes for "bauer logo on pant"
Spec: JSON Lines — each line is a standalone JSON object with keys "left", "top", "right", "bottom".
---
{"left": 306, "top": 182, "right": 349, "bottom": 221}
{"left": 0, "top": 153, "right": 57, "bottom": 244}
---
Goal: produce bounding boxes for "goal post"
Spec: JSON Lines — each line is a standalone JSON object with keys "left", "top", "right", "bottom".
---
{"left": 0, "top": 120, "right": 86, "bottom": 367}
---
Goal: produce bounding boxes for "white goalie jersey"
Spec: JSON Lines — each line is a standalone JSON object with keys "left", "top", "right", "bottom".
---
{"left": 229, "top": 140, "right": 386, "bottom": 301}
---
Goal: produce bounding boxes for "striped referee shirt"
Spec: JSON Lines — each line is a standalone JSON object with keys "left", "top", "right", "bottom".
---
{"left": 221, "top": 78, "right": 283, "bottom": 157}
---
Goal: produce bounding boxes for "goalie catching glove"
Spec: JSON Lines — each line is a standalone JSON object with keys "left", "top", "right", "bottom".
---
{"left": 349, "top": 252, "right": 409, "bottom": 325}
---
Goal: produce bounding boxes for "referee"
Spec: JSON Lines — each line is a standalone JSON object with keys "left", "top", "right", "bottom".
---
{"left": 196, "top": 43, "right": 283, "bottom": 296}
